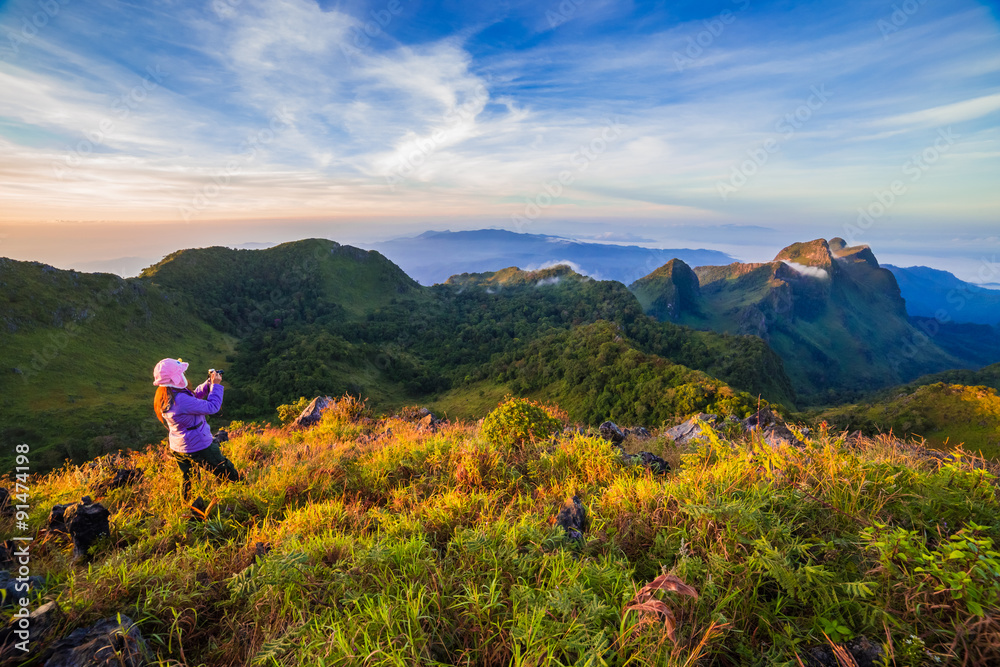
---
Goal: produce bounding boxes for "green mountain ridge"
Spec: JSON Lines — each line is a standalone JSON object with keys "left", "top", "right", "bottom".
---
{"left": 629, "top": 238, "right": 981, "bottom": 404}
{"left": 1, "top": 240, "right": 791, "bottom": 471}
{"left": 3, "top": 237, "right": 997, "bottom": 470}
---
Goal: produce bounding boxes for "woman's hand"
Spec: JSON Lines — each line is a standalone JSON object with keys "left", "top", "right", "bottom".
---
{"left": 210, "top": 370, "right": 224, "bottom": 385}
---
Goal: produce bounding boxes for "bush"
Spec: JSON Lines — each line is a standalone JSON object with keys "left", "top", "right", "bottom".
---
{"left": 481, "top": 396, "right": 565, "bottom": 450}
{"left": 276, "top": 396, "right": 310, "bottom": 425}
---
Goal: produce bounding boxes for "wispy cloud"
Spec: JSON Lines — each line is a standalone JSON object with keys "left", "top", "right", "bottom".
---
{"left": 0, "top": 0, "right": 997, "bottom": 243}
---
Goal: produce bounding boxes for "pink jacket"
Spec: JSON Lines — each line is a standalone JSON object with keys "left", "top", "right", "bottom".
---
{"left": 162, "top": 381, "right": 224, "bottom": 453}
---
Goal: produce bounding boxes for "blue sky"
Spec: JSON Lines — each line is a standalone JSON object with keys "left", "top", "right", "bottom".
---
{"left": 0, "top": 0, "right": 998, "bottom": 279}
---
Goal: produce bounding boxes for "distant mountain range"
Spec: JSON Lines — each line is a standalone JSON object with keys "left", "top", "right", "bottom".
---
{"left": 366, "top": 229, "right": 734, "bottom": 286}
{"left": 885, "top": 264, "right": 1000, "bottom": 326}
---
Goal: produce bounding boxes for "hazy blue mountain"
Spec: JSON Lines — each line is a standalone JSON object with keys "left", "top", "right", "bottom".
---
{"left": 885, "top": 265, "right": 1000, "bottom": 326}
{"left": 366, "top": 229, "right": 734, "bottom": 285}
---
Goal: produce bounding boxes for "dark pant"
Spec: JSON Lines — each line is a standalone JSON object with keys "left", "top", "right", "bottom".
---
{"left": 171, "top": 441, "right": 241, "bottom": 501}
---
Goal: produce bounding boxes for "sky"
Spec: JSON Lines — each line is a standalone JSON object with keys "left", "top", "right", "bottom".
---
{"left": 0, "top": 0, "right": 998, "bottom": 281}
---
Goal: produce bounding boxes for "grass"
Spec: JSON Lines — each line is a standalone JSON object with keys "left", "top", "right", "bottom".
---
{"left": 817, "top": 382, "right": 1000, "bottom": 459}
{"left": 5, "top": 397, "right": 1000, "bottom": 666}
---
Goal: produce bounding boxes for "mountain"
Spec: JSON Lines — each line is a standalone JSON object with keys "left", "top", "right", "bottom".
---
{"left": 629, "top": 238, "right": 980, "bottom": 404}
{"left": 1, "top": 240, "right": 791, "bottom": 471}
{"left": 367, "top": 229, "right": 734, "bottom": 285}
{"left": 885, "top": 264, "right": 1000, "bottom": 326}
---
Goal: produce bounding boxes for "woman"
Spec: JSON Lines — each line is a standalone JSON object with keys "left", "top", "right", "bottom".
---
{"left": 153, "top": 357, "right": 241, "bottom": 501}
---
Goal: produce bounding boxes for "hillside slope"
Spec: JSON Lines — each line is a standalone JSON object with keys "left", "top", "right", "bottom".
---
{"left": 816, "top": 363, "right": 1000, "bottom": 457}
{"left": 10, "top": 402, "right": 999, "bottom": 666}
{"left": 2, "top": 242, "right": 795, "bottom": 471}
{"left": 0, "top": 258, "right": 233, "bottom": 470}
{"left": 630, "top": 239, "right": 972, "bottom": 404}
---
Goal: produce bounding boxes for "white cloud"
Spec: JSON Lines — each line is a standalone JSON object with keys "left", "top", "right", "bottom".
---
{"left": 782, "top": 260, "right": 830, "bottom": 280}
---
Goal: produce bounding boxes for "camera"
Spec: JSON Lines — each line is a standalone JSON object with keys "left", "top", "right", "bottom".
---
{"left": 209, "top": 368, "right": 224, "bottom": 375}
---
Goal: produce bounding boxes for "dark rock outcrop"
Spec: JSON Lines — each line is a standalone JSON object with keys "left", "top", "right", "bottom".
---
{"left": 47, "top": 504, "right": 72, "bottom": 534}
{"left": 0, "top": 600, "right": 63, "bottom": 664}
{"left": 63, "top": 498, "right": 111, "bottom": 561}
{"left": 0, "top": 570, "right": 45, "bottom": 606}
{"left": 291, "top": 396, "right": 335, "bottom": 429}
{"left": 42, "top": 614, "right": 148, "bottom": 667}
{"left": 621, "top": 451, "right": 670, "bottom": 474}
{"left": 555, "top": 496, "right": 588, "bottom": 540}
{"left": 598, "top": 421, "right": 626, "bottom": 445}
{"left": 0, "top": 489, "right": 12, "bottom": 517}
{"left": 624, "top": 426, "right": 652, "bottom": 440}
{"left": 92, "top": 468, "right": 143, "bottom": 496}
{"left": 741, "top": 408, "right": 801, "bottom": 448}
{"left": 804, "top": 635, "right": 883, "bottom": 667}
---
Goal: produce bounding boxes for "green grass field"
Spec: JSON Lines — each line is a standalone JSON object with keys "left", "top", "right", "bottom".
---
{"left": 7, "top": 398, "right": 999, "bottom": 665}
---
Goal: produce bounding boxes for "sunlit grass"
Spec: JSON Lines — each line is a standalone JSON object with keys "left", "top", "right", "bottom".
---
{"left": 6, "top": 400, "right": 1000, "bottom": 666}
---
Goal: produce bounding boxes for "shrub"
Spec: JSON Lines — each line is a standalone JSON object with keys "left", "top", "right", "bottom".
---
{"left": 481, "top": 396, "right": 565, "bottom": 450}
{"left": 276, "top": 396, "right": 310, "bottom": 425}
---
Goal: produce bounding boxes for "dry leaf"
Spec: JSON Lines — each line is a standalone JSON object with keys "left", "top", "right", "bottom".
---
{"left": 623, "top": 574, "right": 699, "bottom": 643}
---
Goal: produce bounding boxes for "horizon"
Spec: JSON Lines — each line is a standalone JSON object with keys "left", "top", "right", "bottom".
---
{"left": 3, "top": 226, "right": 999, "bottom": 290}
{"left": 1, "top": 0, "right": 999, "bottom": 282}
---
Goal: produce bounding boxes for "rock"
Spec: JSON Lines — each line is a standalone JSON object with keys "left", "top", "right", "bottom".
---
{"left": 665, "top": 417, "right": 717, "bottom": 446}
{"left": 0, "top": 570, "right": 46, "bottom": 606}
{"left": 291, "top": 396, "right": 335, "bottom": 429}
{"left": 42, "top": 614, "right": 148, "bottom": 667}
{"left": 624, "top": 426, "right": 652, "bottom": 440}
{"left": 188, "top": 496, "right": 209, "bottom": 522}
{"left": 63, "top": 498, "right": 111, "bottom": 561}
{"left": 0, "top": 541, "right": 14, "bottom": 569}
{"left": 215, "top": 428, "right": 229, "bottom": 443}
{"left": 555, "top": 495, "right": 589, "bottom": 540}
{"left": 47, "top": 504, "right": 72, "bottom": 534}
{"left": 0, "top": 600, "right": 63, "bottom": 663}
{"left": 0, "top": 489, "right": 12, "bottom": 517}
{"left": 598, "top": 421, "right": 626, "bottom": 445}
{"left": 762, "top": 421, "right": 800, "bottom": 448}
{"left": 741, "top": 408, "right": 777, "bottom": 432}
{"left": 622, "top": 451, "right": 671, "bottom": 474}
{"left": 92, "top": 468, "right": 143, "bottom": 496}
{"left": 804, "top": 635, "right": 883, "bottom": 667}
{"left": 253, "top": 542, "right": 271, "bottom": 563}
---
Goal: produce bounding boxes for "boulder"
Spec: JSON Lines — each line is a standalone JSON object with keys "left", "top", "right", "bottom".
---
{"left": 42, "top": 614, "right": 148, "bottom": 667}
{"left": 762, "top": 421, "right": 800, "bottom": 448}
{"left": 0, "top": 570, "right": 46, "bottom": 606}
{"left": 624, "top": 426, "right": 652, "bottom": 440}
{"left": 804, "top": 635, "right": 883, "bottom": 667}
{"left": 47, "top": 505, "right": 72, "bottom": 534}
{"left": 92, "top": 468, "right": 143, "bottom": 496}
{"left": 622, "top": 451, "right": 670, "bottom": 474}
{"left": 665, "top": 415, "right": 718, "bottom": 446}
{"left": 555, "top": 495, "right": 588, "bottom": 540}
{"left": 740, "top": 408, "right": 803, "bottom": 448}
{"left": 741, "top": 408, "right": 777, "bottom": 432}
{"left": 598, "top": 421, "right": 626, "bottom": 445}
{"left": 291, "top": 396, "right": 335, "bottom": 429}
{"left": 63, "top": 498, "right": 111, "bottom": 561}
{"left": 0, "top": 600, "right": 63, "bottom": 664}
